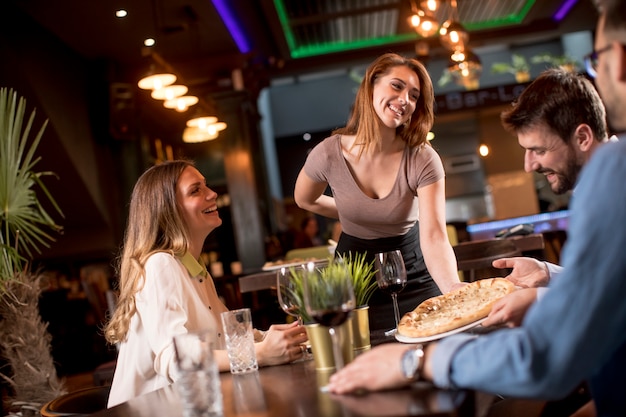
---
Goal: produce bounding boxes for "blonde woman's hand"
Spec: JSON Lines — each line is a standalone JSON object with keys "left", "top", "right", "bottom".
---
{"left": 255, "top": 321, "right": 309, "bottom": 366}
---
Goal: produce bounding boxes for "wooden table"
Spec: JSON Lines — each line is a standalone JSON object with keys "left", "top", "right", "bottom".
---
{"left": 93, "top": 357, "right": 489, "bottom": 417}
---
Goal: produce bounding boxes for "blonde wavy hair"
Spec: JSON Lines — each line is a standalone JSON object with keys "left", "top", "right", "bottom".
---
{"left": 104, "top": 160, "right": 194, "bottom": 344}
{"left": 333, "top": 53, "right": 435, "bottom": 159}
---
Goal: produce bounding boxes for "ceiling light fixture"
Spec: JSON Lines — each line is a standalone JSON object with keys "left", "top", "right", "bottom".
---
{"left": 138, "top": 52, "right": 225, "bottom": 141}
{"left": 137, "top": 67, "right": 177, "bottom": 90}
{"left": 204, "top": 122, "right": 227, "bottom": 136}
{"left": 408, "top": 10, "right": 439, "bottom": 38}
{"left": 164, "top": 96, "right": 199, "bottom": 112}
{"left": 184, "top": 114, "right": 228, "bottom": 143}
{"left": 150, "top": 85, "right": 188, "bottom": 100}
{"left": 438, "top": 0, "right": 468, "bottom": 52}
{"left": 447, "top": 49, "right": 482, "bottom": 90}
{"left": 186, "top": 116, "right": 218, "bottom": 128}
{"left": 420, "top": 0, "right": 441, "bottom": 13}
{"left": 182, "top": 127, "right": 220, "bottom": 143}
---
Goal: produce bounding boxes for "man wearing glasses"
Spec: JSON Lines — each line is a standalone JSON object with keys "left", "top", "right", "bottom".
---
{"left": 328, "top": 2, "right": 626, "bottom": 416}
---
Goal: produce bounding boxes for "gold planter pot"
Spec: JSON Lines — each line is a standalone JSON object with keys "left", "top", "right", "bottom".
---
{"left": 351, "top": 306, "right": 371, "bottom": 354}
{"left": 305, "top": 320, "right": 354, "bottom": 371}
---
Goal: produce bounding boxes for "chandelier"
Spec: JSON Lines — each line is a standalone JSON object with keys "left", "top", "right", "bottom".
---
{"left": 408, "top": 0, "right": 482, "bottom": 90}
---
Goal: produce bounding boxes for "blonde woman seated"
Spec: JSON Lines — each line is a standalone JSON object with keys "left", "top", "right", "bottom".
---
{"left": 105, "top": 160, "right": 307, "bottom": 407}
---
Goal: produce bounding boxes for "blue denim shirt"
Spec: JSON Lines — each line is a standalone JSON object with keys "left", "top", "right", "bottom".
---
{"left": 431, "top": 139, "right": 626, "bottom": 417}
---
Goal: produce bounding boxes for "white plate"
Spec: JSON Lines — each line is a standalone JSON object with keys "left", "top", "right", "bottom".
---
{"left": 394, "top": 317, "right": 487, "bottom": 344}
{"left": 261, "top": 258, "right": 329, "bottom": 271}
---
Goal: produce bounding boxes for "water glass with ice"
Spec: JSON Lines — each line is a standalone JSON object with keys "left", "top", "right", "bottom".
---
{"left": 220, "top": 308, "right": 258, "bottom": 374}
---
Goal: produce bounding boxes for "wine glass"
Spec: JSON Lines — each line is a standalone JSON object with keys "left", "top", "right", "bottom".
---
{"left": 302, "top": 261, "right": 355, "bottom": 372}
{"left": 276, "top": 266, "right": 302, "bottom": 323}
{"left": 374, "top": 250, "right": 408, "bottom": 335}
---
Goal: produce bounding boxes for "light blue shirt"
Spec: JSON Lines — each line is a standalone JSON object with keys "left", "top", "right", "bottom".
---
{"left": 431, "top": 140, "right": 626, "bottom": 417}
{"left": 536, "top": 262, "right": 562, "bottom": 300}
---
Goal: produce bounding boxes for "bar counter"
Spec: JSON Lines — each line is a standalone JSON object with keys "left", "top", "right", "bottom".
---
{"left": 93, "top": 356, "right": 493, "bottom": 417}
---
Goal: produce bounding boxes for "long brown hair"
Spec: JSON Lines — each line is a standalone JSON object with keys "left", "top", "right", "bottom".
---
{"left": 104, "top": 160, "right": 194, "bottom": 344}
{"left": 333, "top": 53, "right": 435, "bottom": 158}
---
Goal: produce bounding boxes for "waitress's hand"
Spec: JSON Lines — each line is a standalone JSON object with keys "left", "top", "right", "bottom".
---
{"left": 255, "top": 321, "right": 308, "bottom": 366}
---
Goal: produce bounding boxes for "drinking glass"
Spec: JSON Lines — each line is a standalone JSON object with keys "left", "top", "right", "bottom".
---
{"left": 173, "top": 330, "right": 223, "bottom": 417}
{"left": 220, "top": 308, "right": 259, "bottom": 374}
{"left": 276, "top": 266, "right": 302, "bottom": 323}
{"left": 374, "top": 250, "right": 408, "bottom": 335}
{"left": 302, "top": 261, "right": 355, "bottom": 372}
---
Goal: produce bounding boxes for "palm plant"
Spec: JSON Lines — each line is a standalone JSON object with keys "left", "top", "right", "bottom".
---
{"left": 0, "top": 88, "right": 63, "bottom": 286}
{"left": 0, "top": 87, "right": 65, "bottom": 414}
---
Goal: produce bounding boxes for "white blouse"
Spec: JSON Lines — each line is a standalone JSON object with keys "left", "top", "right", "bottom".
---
{"left": 107, "top": 252, "right": 228, "bottom": 407}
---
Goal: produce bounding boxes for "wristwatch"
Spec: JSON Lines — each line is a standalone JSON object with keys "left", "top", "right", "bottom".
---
{"left": 401, "top": 344, "right": 425, "bottom": 381}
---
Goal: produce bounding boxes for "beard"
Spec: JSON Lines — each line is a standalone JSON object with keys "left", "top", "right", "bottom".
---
{"left": 540, "top": 156, "right": 582, "bottom": 195}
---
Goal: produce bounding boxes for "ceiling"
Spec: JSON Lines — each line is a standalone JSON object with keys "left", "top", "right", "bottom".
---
{"left": 11, "top": 0, "right": 597, "bottom": 92}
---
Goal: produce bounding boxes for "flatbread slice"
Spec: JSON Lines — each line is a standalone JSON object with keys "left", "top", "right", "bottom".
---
{"left": 397, "top": 278, "right": 515, "bottom": 338}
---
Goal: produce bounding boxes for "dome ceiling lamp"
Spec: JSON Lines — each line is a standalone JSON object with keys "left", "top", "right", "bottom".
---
{"left": 164, "top": 95, "right": 199, "bottom": 112}
{"left": 138, "top": 51, "right": 227, "bottom": 143}
{"left": 182, "top": 127, "right": 220, "bottom": 143}
{"left": 150, "top": 84, "right": 188, "bottom": 100}
{"left": 138, "top": 51, "right": 199, "bottom": 114}
{"left": 137, "top": 65, "right": 177, "bottom": 90}
{"left": 184, "top": 113, "right": 228, "bottom": 143}
{"left": 186, "top": 116, "right": 218, "bottom": 129}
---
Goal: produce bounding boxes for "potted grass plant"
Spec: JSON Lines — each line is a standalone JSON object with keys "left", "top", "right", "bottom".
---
{"left": 342, "top": 252, "right": 377, "bottom": 353}
{"left": 0, "top": 87, "right": 65, "bottom": 415}
{"left": 285, "top": 253, "right": 377, "bottom": 367}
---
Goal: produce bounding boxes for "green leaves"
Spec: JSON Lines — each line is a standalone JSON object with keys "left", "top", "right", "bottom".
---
{"left": 342, "top": 252, "right": 378, "bottom": 307}
{"left": 491, "top": 53, "right": 530, "bottom": 75}
{"left": 285, "top": 253, "right": 378, "bottom": 324}
{"left": 0, "top": 88, "right": 63, "bottom": 287}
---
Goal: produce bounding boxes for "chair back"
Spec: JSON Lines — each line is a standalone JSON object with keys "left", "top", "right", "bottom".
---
{"left": 40, "top": 385, "right": 111, "bottom": 417}
{"left": 453, "top": 239, "right": 522, "bottom": 282}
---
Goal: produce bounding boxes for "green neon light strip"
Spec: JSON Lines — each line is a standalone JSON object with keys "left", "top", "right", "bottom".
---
{"left": 273, "top": 0, "right": 536, "bottom": 59}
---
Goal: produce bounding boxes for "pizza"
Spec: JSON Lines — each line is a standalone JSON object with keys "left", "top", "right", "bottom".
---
{"left": 397, "top": 278, "right": 515, "bottom": 338}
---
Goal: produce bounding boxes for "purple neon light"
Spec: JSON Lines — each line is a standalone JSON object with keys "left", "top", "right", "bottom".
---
{"left": 554, "top": 0, "right": 578, "bottom": 21}
{"left": 210, "top": 0, "right": 250, "bottom": 53}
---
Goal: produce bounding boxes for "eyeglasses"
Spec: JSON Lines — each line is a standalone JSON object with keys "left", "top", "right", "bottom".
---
{"left": 584, "top": 44, "right": 612, "bottom": 78}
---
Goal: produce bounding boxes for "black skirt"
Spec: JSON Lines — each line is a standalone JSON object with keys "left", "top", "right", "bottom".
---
{"left": 335, "top": 222, "right": 441, "bottom": 331}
